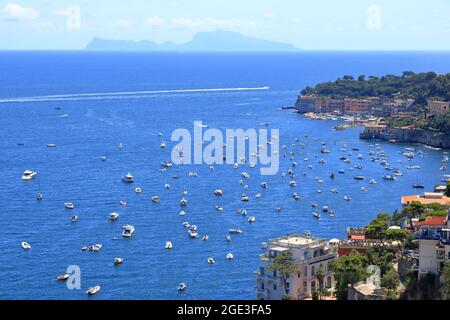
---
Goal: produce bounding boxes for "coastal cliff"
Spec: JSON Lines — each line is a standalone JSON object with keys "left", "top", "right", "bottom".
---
{"left": 360, "top": 126, "right": 450, "bottom": 149}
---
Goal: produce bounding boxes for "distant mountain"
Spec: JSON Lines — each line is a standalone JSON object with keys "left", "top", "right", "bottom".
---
{"left": 86, "top": 30, "right": 299, "bottom": 52}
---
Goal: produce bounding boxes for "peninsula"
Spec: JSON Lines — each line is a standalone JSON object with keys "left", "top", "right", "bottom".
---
{"left": 295, "top": 72, "right": 450, "bottom": 149}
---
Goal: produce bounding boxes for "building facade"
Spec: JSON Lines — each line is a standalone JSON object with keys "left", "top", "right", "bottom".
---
{"left": 254, "top": 234, "right": 337, "bottom": 300}
{"left": 427, "top": 100, "right": 449, "bottom": 116}
{"left": 415, "top": 214, "right": 450, "bottom": 278}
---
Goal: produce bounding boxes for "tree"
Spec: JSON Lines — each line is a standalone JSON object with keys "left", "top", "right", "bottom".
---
{"left": 315, "top": 265, "right": 326, "bottom": 300}
{"left": 365, "top": 217, "right": 389, "bottom": 238}
{"left": 384, "top": 228, "right": 408, "bottom": 242}
{"left": 266, "top": 251, "right": 299, "bottom": 298}
{"left": 330, "top": 250, "right": 369, "bottom": 300}
{"left": 440, "top": 263, "right": 450, "bottom": 300}
{"left": 381, "top": 266, "right": 400, "bottom": 291}
{"left": 446, "top": 183, "right": 450, "bottom": 197}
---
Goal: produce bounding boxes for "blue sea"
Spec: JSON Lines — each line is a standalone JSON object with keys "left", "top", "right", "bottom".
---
{"left": 0, "top": 51, "right": 449, "bottom": 300}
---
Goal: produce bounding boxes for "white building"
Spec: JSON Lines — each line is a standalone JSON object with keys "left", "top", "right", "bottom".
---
{"left": 254, "top": 234, "right": 337, "bottom": 300}
{"left": 415, "top": 214, "right": 450, "bottom": 278}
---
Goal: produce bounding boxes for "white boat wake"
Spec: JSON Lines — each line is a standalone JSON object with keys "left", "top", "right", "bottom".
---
{"left": 0, "top": 86, "right": 270, "bottom": 104}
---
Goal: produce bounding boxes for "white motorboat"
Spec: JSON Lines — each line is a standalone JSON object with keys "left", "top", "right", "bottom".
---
{"left": 182, "top": 222, "right": 190, "bottom": 228}
{"left": 322, "top": 206, "right": 329, "bottom": 212}
{"left": 56, "top": 273, "right": 70, "bottom": 281}
{"left": 289, "top": 181, "right": 297, "bottom": 187}
{"left": 369, "top": 179, "right": 377, "bottom": 184}
{"left": 180, "top": 198, "right": 188, "bottom": 207}
{"left": 101, "top": 156, "right": 107, "bottom": 161}
{"left": 165, "top": 241, "right": 173, "bottom": 249}
{"left": 261, "top": 242, "right": 268, "bottom": 249}
{"left": 160, "top": 142, "right": 166, "bottom": 148}
{"left": 178, "top": 283, "right": 187, "bottom": 291}
{"left": 344, "top": 195, "right": 352, "bottom": 201}
{"left": 65, "top": 202, "right": 74, "bottom": 209}
{"left": 214, "top": 189, "right": 223, "bottom": 196}
{"left": 114, "top": 257, "right": 124, "bottom": 265}
{"left": 152, "top": 196, "right": 161, "bottom": 203}
{"left": 313, "top": 212, "right": 321, "bottom": 219}
{"left": 229, "top": 228, "right": 243, "bottom": 234}
{"left": 119, "top": 200, "right": 127, "bottom": 207}
{"left": 226, "top": 235, "right": 231, "bottom": 242}
{"left": 275, "top": 207, "right": 281, "bottom": 213}
{"left": 36, "top": 192, "right": 44, "bottom": 201}
{"left": 164, "top": 183, "right": 171, "bottom": 189}
{"left": 215, "top": 205, "right": 224, "bottom": 211}
{"left": 248, "top": 216, "right": 256, "bottom": 223}
{"left": 241, "top": 195, "right": 249, "bottom": 202}
{"left": 202, "top": 235, "right": 209, "bottom": 241}
{"left": 207, "top": 257, "right": 215, "bottom": 264}
{"left": 135, "top": 187, "right": 142, "bottom": 193}
{"left": 86, "top": 285, "right": 101, "bottom": 296}
{"left": 71, "top": 215, "right": 78, "bottom": 223}
{"left": 109, "top": 212, "right": 119, "bottom": 221}
{"left": 241, "top": 209, "right": 248, "bottom": 216}
{"left": 122, "top": 172, "right": 134, "bottom": 183}
{"left": 383, "top": 174, "right": 396, "bottom": 181}
{"left": 226, "top": 253, "right": 234, "bottom": 260}
{"left": 260, "top": 182, "right": 268, "bottom": 188}
{"left": 122, "top": 225, "right": 135, "bottom": 238}
{"left": 21, "top": 241, "right": 31, "bottom": 250}
{"left": 179, "top": 210, "right": 186, "bottom": 216}
{"left": 88, "top": 244, "right": 102, "bottom": 252}
{"left": 21, "top": 170, "right": 37, "bottom": 181}
{"left": 241, "top": 172, "right": 250, "bottom": 179}
{"left": 188, "top": 230, "right": 198, "bottom": 238}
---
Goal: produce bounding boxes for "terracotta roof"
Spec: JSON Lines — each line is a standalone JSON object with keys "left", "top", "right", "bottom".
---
{"left": 417, "top": 216, "right": 447, "bottom": 227}
{"left": 350, "top": 235, "right": 366, "bottom": 241}
{"left": 401, "top": 195, "right": 450, "bottom": 206}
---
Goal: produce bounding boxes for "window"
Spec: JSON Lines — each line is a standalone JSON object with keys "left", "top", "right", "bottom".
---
{"left": 273, "top": 285, "right": 277, "bottom": 291}
{"left": 286, "top": 282, "right": 290, "bottom": 289}
{"left": 304, "top": 266, "right": 308, "bottom": 276}
{"left": 327, "top": 276, "right": 332, "bottom": 288}
{"left": 311, "top": 266, "right": 315, "bottom": 276}
{"left": 261, "top": 282, "right": 265, "bottom": 290}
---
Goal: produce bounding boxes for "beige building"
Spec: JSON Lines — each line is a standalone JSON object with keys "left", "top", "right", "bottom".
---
{"left": 427, "top": 100, "right": 449, "bottom": 116}
{"left": 254, "top": 234, "right": 337, "bottom": 300}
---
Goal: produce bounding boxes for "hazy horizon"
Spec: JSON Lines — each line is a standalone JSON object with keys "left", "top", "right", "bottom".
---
{"left": 1, "top": 0, "right": 450, "bottom": 51}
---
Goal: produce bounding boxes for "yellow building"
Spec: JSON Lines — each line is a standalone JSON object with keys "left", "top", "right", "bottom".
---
{"left": 427, "top": 100, "right": 449, "bottom": 115}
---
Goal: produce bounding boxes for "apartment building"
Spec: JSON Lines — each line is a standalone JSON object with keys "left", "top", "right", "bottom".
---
{"left": 254, "top": 234, "right": 337, "bottom": 300}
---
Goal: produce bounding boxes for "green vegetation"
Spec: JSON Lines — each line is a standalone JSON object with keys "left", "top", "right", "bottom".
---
{"left": 446, "top": 182, "right": 450, "bottom": 197}
{"left": 301, "top": 71, "right": 450, "bottom": 103}
{"left": 330, "top": 250, "right": 369, "bottom": 300}
{"left": 384, "top": 111, "right": 450, "bottom": 134}
{"left": 266, "top": 251, "right": 299, "bottom": 298}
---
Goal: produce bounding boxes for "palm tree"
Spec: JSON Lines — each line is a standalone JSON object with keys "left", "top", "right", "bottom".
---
{"left": 315, "top": 266, "right": 326, "bottom": 300}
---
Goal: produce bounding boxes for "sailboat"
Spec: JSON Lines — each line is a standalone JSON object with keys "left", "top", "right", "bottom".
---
{"left": 412, "top": 177, "right": 425, "bottom": 189}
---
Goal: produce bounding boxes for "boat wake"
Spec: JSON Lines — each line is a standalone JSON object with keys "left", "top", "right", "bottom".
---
{"left": 0, "top": 86, "right": 270, "bottom": 104}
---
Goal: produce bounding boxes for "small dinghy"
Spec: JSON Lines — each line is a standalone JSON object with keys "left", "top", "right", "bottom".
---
{"left": 178, "top": 282, "right": 186, "bottom": 291}
{"left": 248, "top": 216, "right": 256, "bottom": 223}
{"left": 21, "top": 241, "right": 31, "bottom": 250}
{"left": 114, "top": 257, "right": 124, "bottom": 265}
{"left": 188, "top": 230, "right": 198, "bottom": 238}
{"left": 86, "top": 285, "right": 101, "bottom": 296}
{"left": 122, "top": 172, "right": 134, "bottom": 183}
{"left": 119, "top": 200, "right": 127, "bottom": 207}
{"left": 36, "top": 192, "right": 44, "bottom": 201}
{"left": 56, "top": 273, "right": 70, "bottom": 281}
{"left": 214, "top": 189, "right": 223, "bottom": 196}
{"left": 122, "top": 225, "right": 135, "bottom": 238}
{"left": 109, "top": 212, "right": 119, "bottom": 221}
{"left": 152, "top": 196, "right": 161, "bottom": 203}
{"left": 202, "top": 235, "right": 209, "bottom": 241}
{"left": 226, "top": 253, "right": 234, "bottom": 260}
{"left": 207, "top": 257, "right": 215, "bottom": 264}
{"left": 180, "top": 198, "right": 188, "bottom": 207}
{"left": 135, "top": 187, "right": 142, "bottom": 194}
{"left": 229, "top": 228, "right": 243, "bottom": 234}
{"left": 71, "top": 215, "right": 78, "bottom": 223}
{"left": 64, "top": 202, "right": 74, "bottom": 209}
{"left": 165, "top": 241, "right": 173, "bottom": 249}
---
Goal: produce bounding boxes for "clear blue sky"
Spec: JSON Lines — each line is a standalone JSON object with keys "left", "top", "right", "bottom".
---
{"left": 1, "top": 0, "right": 450, "bottom": 50}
